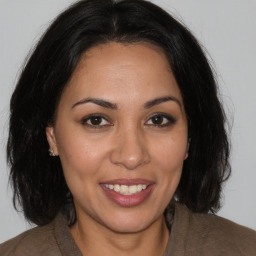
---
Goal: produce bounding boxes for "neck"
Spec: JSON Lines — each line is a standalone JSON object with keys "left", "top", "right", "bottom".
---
{"left": 70, "top": 214, "right": 169, "bottom": 256}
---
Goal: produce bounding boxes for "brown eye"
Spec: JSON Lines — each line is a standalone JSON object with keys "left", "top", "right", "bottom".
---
{"left": 82, "top": 115, "right": 110, "bottom": 128}
{"left": 146, "top": 113, "right": 176, "bottom": 127}
{"left": 151, "top": 115, "right": 164, "bottom": 125}
{"left": 90, "top": 116, "right": 103, "bottom": 125}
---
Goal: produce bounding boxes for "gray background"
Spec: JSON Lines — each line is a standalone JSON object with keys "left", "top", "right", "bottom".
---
{"left": 0, "top": 0, "right": 255, "bottom": 243}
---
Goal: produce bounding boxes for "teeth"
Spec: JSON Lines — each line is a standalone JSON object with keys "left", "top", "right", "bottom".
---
{"left": 129, "top": 185, "right": 137, "bottom": 194}
{"left": 119, "top": 185, "right": 128, "bottom": 194}
{"left": 104, "top": 184, "right": 148, "bottom": 195}
{"left": 114, "top": 184, "right": 120, "bottom": 192}
{"left": 137, "top": 184, "right": 142, "bottom": 192}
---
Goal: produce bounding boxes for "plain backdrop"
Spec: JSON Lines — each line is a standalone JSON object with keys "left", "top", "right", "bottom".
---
{"left": 0, "top": 0, "right": 256, "bottom": 243}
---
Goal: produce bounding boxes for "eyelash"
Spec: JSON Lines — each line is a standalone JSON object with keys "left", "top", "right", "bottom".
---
{"left": 81, "top": 113, "right": 176, "bottom": 129}
{"left": 81, "top": 114, "right": 111, "bottom": 129}
{"left": 146, "top": 113, "right": 176, "bottom": 127}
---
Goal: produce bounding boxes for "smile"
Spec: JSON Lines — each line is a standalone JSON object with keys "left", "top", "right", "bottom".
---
{"left": 103, "top": 184, "right": 148, "bottom": 195}
{"left": 100, "top": 179, "right": 154, "bottom": 207}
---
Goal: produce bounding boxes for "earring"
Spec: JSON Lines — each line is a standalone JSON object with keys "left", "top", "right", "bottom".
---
{"left": 185, "top": 138, "right": 191, "bottom": 160}
{"left": 48, "top": 149, "right": 55, "bottom": 157}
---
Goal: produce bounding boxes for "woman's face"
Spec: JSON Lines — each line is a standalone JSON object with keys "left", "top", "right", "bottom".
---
{"left": 46, "top": 42, "right": 188, "bottom": 233}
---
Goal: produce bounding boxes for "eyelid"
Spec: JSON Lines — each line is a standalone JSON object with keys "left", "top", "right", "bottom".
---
{"left": 81, "top": 113, "right": 112, "bottom": 128}
{"left": 145, "top": 112, "right": 176, "bottom": 126}
{"left": 80, "top": 112, "right": 176, "bottom": 129}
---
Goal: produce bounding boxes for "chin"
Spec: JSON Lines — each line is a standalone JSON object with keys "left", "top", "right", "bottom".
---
{"left": 108, "top": 222, "right": 148, "bottom": 234}
{"left": 102, "top": 212, "right": 158, "bottom": 234}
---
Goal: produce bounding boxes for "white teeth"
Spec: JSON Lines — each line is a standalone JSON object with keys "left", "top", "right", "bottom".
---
{"left": 114, "top": 184, "right": 120, "bottom": 192}
{"left": 137, "top": 184, "right": 143, "bottom": 192}
{"left": 120, "top": 185, "right": 128, "bottom": 194}
{"left": 128, "top": 185, "right": 137, "bottom": 194}
{"left": 104, "top": 184, "right": 148, "bottom": 195}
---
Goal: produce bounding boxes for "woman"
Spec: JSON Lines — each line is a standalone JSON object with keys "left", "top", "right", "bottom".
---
{"left": 0, "top": 0, "right": 255, "bottom": 255}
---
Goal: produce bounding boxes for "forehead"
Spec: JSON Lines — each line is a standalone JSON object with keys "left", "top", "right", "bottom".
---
{"left": 60, "top": 42, "right": 183, "bottom": 107}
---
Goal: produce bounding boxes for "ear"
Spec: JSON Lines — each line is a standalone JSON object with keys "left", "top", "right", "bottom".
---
{"left": 184, "top": 139, "right": 190, "bottom": 160}
{"left": 46, "top": 126, "right": 59, "bottom": 156}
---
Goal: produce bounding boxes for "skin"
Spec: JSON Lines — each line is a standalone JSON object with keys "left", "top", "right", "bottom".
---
{"left": 46, "top": 42, "right": 188, "bottom": 256}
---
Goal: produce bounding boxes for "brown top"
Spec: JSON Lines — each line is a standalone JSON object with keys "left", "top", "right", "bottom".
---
{"left": 1, "top": 203, "right": 256, "bottom": 256}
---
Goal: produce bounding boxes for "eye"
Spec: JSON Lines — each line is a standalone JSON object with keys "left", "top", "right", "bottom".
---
{"left": 146, "top": 113, "right": 176, "bottom": 127}
{"left": 81, "top": 114, "right": 111, "bottom": 128}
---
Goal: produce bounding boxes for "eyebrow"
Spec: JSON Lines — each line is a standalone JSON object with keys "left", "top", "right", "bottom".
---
{"left": 143, "top": 96, "right": 181, "bottom": 109}
{"left": 72, "top": 98, "right": 118, "bottom": 109}
{"left": 72, "top": 96, "right": 181, "bottom": 110}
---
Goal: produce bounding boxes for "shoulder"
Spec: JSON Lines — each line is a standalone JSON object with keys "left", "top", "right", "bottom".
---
{"left": 182, "top": 204, "right": 256, "bottom": 238}
{"left": 171, "top": 203, "right": 256, "bottom": 255}
{"left": 0, "top": 221, "right": 61, "bottom": 256}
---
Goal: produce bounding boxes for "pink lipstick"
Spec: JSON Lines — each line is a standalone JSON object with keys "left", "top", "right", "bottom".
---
{"left": 100, "top": 179, "right": 154, "bottom": 207}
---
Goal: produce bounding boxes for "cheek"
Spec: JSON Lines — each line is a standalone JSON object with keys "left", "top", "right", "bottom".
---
{"left": 55, "top": 127, "right": 110, "bottom": 177}
{"left": 152, "top": 133, "right": 187, "bottom": 171}
{"left": 148, "top": 134, "right": 186, "bottom": 209}
{"left": 56, "top": 130, "right": 110, "bottom": 203}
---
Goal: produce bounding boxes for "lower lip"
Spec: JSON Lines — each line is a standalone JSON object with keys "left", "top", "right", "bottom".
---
{"left": 100, "top": 184, "right": 154, "bottom": 207}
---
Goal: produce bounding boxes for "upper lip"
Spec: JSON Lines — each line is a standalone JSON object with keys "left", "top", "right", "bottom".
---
{"left": 100, "top": 178, "right": 154, "bottom": 186}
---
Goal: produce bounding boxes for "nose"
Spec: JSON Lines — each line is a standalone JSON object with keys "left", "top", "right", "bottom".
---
{"left": 110, "top": 128, "right": 151, "bottom": 170}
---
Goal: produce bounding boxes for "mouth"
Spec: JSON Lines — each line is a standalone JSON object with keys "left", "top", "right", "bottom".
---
{"left": 100, "top": 179, "right": 154, "bottom": 207}
{"left": 103, "top": 184, "right": 148, "bottom": 195}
